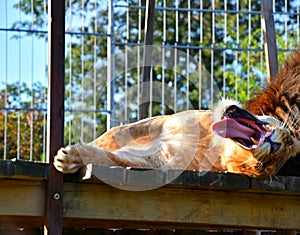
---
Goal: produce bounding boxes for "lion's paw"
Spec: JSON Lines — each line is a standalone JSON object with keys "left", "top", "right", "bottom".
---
{"left": 54, "top": 145, "right": 84, "bottom": 174}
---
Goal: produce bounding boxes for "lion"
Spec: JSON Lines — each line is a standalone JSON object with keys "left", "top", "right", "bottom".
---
{"left": 54, "top": 51, "right": 300, "bottom": 178}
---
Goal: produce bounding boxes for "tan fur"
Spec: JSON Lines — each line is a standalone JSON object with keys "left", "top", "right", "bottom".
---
{"left": 54, "top": 109, "right": 300, "bottom": 178}
{"left": 54, "top": 51, "right": 300, "bottom": 178}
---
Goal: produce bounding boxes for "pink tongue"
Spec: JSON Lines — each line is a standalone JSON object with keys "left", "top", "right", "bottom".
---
{"left": 212, "top": 119, "right": 255, "bottom": 140}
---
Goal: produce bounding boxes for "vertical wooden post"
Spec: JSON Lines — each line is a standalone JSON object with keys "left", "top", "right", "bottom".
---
{"left": 261, "top": 0, "right": 278, "bottom": 83}
{"left": 45, "top": 0, "right": 65, "bottom": 234}
{"left": 139, "top": 0, "right": 156, "bottom": 120}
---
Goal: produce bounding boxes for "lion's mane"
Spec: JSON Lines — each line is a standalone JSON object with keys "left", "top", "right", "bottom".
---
{"left": 245, "top": 51, "right": 300, "bottom": 140}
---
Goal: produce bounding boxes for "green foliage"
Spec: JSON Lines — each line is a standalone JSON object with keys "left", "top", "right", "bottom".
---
{"left": 0, "top": 82, "right": 47, "bottom": 161}
{"left": 3, "top": 0, "right": 300, "bottom": 160}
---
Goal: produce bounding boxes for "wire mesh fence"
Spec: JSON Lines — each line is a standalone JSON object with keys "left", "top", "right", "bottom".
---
{"left": 0, "top": 0, "right": 48, "bottom": 161}
{"left": 1, "top": 0, "right": 300, "bottom": 162}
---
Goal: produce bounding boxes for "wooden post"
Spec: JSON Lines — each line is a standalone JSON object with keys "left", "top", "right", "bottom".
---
{"left": 261, "top": 0, "right": 278, "bottom": 83}
{"left": 139, "top": 0, "right": 156, "bottom": 120}
{"left": 45, "top": 0, "right": 65, "bottom": 234}
{"left": 276, "top": 230, "right": 297, "bottom": 235}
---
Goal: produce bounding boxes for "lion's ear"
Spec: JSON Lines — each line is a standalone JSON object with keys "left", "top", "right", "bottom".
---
{"left": 213, "top": 98, "right": 241, "bottom": 121}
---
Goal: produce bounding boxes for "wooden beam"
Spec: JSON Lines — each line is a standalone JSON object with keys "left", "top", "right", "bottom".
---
{"left": 0, "top": 180, "right": 45, "bottom": 216}
{"left": 276, "top": 230, "right": 297, "bottom": 235}
{"left": 46, "top": 0, "right": 65, "bottom": 233}
{"left": 0, "top": 181, "right": 300, "bottom": 230}
{"left": 0, "top": 180, "right": 45, "bottom": 229}
{"left": 1, "top": 162, "right": 300, "bottom": 230}
{"left": 82, "top": 164, "right": 300, "bottom": 192}
{"left": 261, "top": 0, "right": 278, "bottom": 82}
{"left": 61, "top": 182, "right": 300, "bottom": 230}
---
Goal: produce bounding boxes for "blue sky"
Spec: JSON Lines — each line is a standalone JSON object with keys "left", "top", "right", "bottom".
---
{"left": 0, "top": 0, "right": 48, "bottom": 88}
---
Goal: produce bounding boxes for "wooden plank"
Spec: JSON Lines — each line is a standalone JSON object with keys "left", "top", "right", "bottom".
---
{"left": 276, "top": 230, "right": 297, "bottom": 235}
{"left": 0, "top": 229, "right": 42, "bottom": 235}
{"left": 83, "top": 164, "right": 300, "bottom": 193}
{"left": 1, "top": 160, "right": 300, "bottom": 193}
{"left": 0, "top": 160, "right": 48, "bottom": 180}
{"left": 261, "top": 0, "right": 278, "bottom": 82}
{"left": 61, "top": 228, "right": 248, "bottom": 235}
{"left": 45, "top": 0, "right": 65, "bottom": 234}
{"left": 61, "top": 182, "right": 300, "bottom": 230}
{"left": 139, "top": 0, "right": 156, "bottom": 119}
{"left": 1, "top": 173, "right": 300, "bottom": 230}
{"left": 0, "top": 180, "right": 45, "bottom": 216}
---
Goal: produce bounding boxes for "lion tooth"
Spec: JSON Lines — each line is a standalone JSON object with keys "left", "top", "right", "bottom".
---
{"left": 250, "top": 137, "right": 259, "bottom": 145}
{"left": 262, "top": 125, "right": 269, "bottom": 132}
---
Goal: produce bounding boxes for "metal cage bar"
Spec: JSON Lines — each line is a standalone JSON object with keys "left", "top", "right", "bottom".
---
{"left": 1, "top": 0, "right": 300, "bottom": 162}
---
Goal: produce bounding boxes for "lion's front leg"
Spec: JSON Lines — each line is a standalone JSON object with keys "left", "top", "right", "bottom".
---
{"left": 54, "top": 145, "right": 84, "bottom": 173}
{"left": 54, "top": 143, "right": 119, "bottom": 174}
{"left": 54, "top": 142, "right": 155, "bottom": 173}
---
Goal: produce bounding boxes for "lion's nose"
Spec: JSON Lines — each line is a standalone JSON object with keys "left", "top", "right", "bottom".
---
{"left": 265, "top": 136, "right": 282, "bottom": 154}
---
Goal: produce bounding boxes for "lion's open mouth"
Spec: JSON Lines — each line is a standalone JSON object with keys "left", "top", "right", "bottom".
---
{"left": 212, "top": 105, "right": 280, "bottom": 152}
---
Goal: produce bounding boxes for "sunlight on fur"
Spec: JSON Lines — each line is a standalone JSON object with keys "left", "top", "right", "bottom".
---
{"left": 54, "top": 51, "right": 300, "bottom": 178}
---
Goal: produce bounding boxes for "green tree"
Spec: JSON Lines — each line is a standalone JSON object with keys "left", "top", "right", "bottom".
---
{"left": 0, "top": 82, "right": 47, "bottom": 161}
{"left": 5, "top": 0, "right": 300, "bottom": 155}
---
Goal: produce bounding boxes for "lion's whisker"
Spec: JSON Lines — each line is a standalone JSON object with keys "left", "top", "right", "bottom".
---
{"left": 282, "top": 111, "right": 291, "bottom": 129}
{"left": 287, "top": 110, "right": 300, "bottom": 130}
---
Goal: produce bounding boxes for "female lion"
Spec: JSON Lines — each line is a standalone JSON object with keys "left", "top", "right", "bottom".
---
{"left": 54, "top": 51, "right": 300, "bottom": 178}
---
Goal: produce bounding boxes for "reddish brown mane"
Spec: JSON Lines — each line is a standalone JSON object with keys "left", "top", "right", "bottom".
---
{"left": 245, "top": 50, "right": 300, "bottom": 139}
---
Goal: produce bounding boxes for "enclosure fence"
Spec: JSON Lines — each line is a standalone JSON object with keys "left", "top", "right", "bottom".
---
{"left": 1, "top": 0, "right": 300, "bottom": 162}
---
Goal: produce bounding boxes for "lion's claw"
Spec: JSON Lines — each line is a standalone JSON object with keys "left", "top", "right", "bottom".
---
{"left": 53, "top": 146, "right": 83, "bottom": 174}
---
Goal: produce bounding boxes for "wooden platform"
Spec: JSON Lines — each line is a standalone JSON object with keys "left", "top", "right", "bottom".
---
{"left": 0, "top": 159, "right": 300, "bottom": 231}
